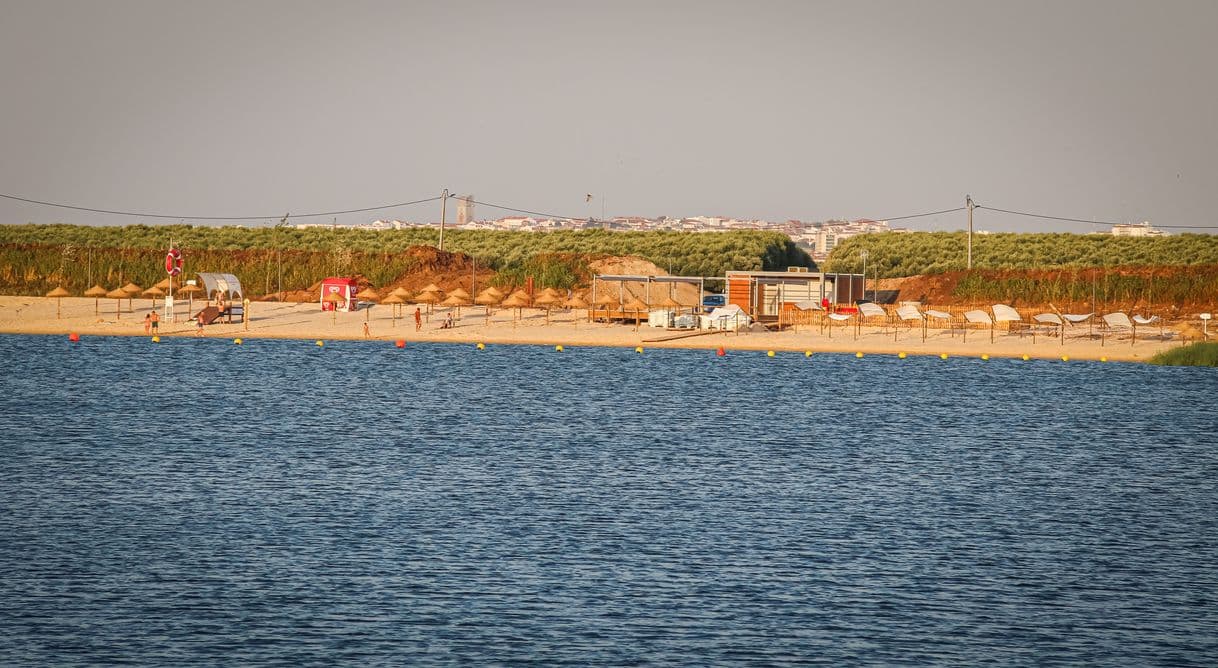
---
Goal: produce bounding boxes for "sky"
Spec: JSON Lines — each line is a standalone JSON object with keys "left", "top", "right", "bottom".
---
{"left": 1, "top": 0, "right": 1216, "bottom": 233}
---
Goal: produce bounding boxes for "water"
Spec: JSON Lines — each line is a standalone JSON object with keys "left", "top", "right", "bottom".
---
{"left": 1, "top": 334, "right": 1216, "bottom": 666}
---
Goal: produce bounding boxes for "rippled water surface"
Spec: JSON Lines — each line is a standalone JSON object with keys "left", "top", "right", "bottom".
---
{"left": 2, "top": 334, "right": 1217, "bottom": 665}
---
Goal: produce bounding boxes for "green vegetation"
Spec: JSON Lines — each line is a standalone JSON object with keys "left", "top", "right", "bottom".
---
{"left": 0, "top": 225, "right": 812, "bottom": 295}
{"left": 1149, "top": 342, "right": 1218, "bottom": 367}
{"left": 825, "top": 231, "right": 1218, "bottom": 278}
{"left": 951, "top": 268, "right": 1218, "bottom": 308}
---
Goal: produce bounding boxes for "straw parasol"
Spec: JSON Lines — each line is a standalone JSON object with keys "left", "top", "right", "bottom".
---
{"left": 380, "top": 293, "right": 404, "bottom": 326}
{"left": 154, "top": 277, "right": 177, "bottom": 291}
{"left": 501, "top": 292, "right": 531, "bottom": 327}
{"left": 177, "top": 283, "right": 203, "bottom": 317}
{"left": 413, "top": 290, "right": 442, "bottom": 321}
{"left": 564, "top": 294, "right": 589, "bottom": 327}
{"left": 121, "top": 282, "right": 142, "bottom": 312}
{"left": 389, "top": 287, "right": 413, "bottom": 317}
{"left": 448, "top": 287, "right": 471, "bottom": 301}
{"left": 441, "top": 292, "right": 472, "bottom": 319}
{"left": 623, "top": 297, "right": 649, "bottom": 331}
{"left": 46, "top": 286, "right": 71, "bottom": 319}
{"left": 356, "top": 288, "right": 381, "bottom": 321}
{"left": 534, "top": 293, "right": 561, "bottom": 325}
{"left": 84, "top": 284, "right": 107, "bottom": 315}
{"left": 538, "top": 287, "right": 562, "bottom": 300}
{"left": 105, "top": 288, "right": 128, "bottom": 319}
{"left": 142, "top": 286, "right": 165, "bottom": 309}
{"left": 324, "top": 291, "right": 345, "bottom": 324}
{"left": 475, "top": 289, "right": 502, "bottom": 324}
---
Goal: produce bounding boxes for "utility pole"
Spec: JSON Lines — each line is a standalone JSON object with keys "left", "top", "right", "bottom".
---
{"left": 966, "top": 194, "right": 975, "bottom": 270}
{"left": 439, "top": 188, "right": 449, "bottom": 251}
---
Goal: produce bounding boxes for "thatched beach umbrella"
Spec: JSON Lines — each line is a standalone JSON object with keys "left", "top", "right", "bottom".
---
{"left": 414, "top": 290, "right": 442, "bottom": 321}
{"left": 534, "top": 293, "right": 561, "bottom": 325}
{"left": 482, "top": 286, "right": 504, "bottom": 299}
{"left": 419, "top": 283, "right": 442, "bottom": 294}
{"left": 389, "top": 287, "right": 413, "bottom": 313}
{"left": 501, "top": 292, "right": 530, "bottom": 327}
{"left": 121, "top": 282, "right": 142, "bottom": 312}
{"left": 356, "top": 288, "right": 381, "bottom": 322}
{"left": 448, "top": 287, "right": 471, "bottom": 301}
{"left": 475, "top": 289, "right": 502, "bottom": 325}
{"left": 46, "top": 286, "right": 71, "bottom": 319}
{"left": 84, "top": 284, "right": 107, "bottom": 315}
{"left": 153, "top": 277, "right": 178, "bottom": 291}
{"left": 105, "top": 288, "right": 128, "bottom": 319}
{"left": 564, "top": 294, "right": 589, "bottom": 328}
{"left": 538, "top": 287, "right": 562, "bottom": 301}
{"left": 380, "top": 293, "right": 404, "bottom": 327}
{"left": 324, "top": 291, "right": 345, "bottom": 324}
{"left": 178, "top": 283, "right": 203, "bottom": 315}
{"left": 142, "top": 286, "right": 165, "bottom": 310}
{"left": 623, "top": 297, "right": 649, "bottom": 331}
{"left": 441, "top": 293, "right": 472, "bottom": 319}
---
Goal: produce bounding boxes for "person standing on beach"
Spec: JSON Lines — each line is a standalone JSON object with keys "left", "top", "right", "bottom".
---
{"left": 150, "top": 310, "right": 159, "bottom": 334}
{"left": 195, "top": 312, "right": 205, "bottom": 337}
{"left": 143, "top": 313, "right": 152, "bottom": 334}
{"left": 414, "top": 307, "right": 422, "bottom": 332}
{"left": 363, "top": 322, "right": 371, "bottom": 338}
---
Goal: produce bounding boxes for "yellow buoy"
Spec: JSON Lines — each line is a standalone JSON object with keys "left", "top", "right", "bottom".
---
{"left": 766, "top": 350, "right": 775, "bottom": 357}
{"left": 898, "top": 352, "right": 907, "bottom": 359}
{"left": 234, "top": 338, "right": 242, "bottom": 345}
{"left": 1100, "top": 356, "right": 1108, "bottom": 363}
{"left": 636, "top": 346, "right": 644, "bottom": 354}
{"left": 1061, "top": 355, "right": 1069, "bottom": 362}
{"left": 940, "top": 353, "right": 948, "bottom": 360}
{"left": 1022, "top": 354, "right": 1030, "bottom": 361}
{"left": 555, "top": 345, "right": 563, "bottom": 352}
{"left": 855, "top": 352, "right": 864, "bottom": 359}
{"left": 476, "top": 342, "right": 485, "bottom": 350}
{"left": 151, "top": 336, "right": 160, "bottom": 343}
{"left": 805, "top": 350, "right": 813, "bottom": 358}
{"left": 316, "top": 340, "right": 324, "bottom": 347}
{"left": 981, "top": 354, "right": 989, "bottom": 361}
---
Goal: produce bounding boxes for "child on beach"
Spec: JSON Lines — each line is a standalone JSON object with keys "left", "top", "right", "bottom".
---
{"left": 195, "top": 312, "right": 205, "bottom": 337}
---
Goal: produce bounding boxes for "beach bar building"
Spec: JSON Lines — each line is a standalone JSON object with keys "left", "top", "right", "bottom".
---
{"left": 320, "top": 277, "right": 359, "bottom": 312}
{"left": 725, "top": 269, "right": 864, "bottom": 321}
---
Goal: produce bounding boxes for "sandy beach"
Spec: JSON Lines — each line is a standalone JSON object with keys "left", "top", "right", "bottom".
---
{"left": 0, "top": 295, "right": 1192, "bottom": 362}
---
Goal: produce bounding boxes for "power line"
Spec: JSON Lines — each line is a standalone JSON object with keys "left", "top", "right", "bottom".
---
{"left": 465, "top": 198, "right": 582, "bottom": 221}
{"left": 865, "top": 206, "right": 966, "bottom": 222}
{"left": 978, "top": 205, "right": 1217, "bottom": 230}
{"left": 0, "top": 192, "right": 443, "bottom": 221}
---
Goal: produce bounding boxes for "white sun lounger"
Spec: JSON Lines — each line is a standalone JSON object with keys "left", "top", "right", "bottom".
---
{"left": 963, "top": 309, "right": 993, "bottom": 343}
{"left": 992, "top": 304, "right": 1034, "bottom": 339}
{"left": 1102, "top": 312, "right": 1139, "bottom": 346}
{"left": 826, "top": 311, "right": 854, "bottom": 339}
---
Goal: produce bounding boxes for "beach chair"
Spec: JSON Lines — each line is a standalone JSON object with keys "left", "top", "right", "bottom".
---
{"left": 826, "top": 311, "right": 854, "bottom": 339}
{"left": 792, "top": 299, "right": 825, "bottom": 332}
{"left": 992, "top": 304, "right": 1034, "bottom": 340}
{"left": 1133, "top": 315, "right": 1167, "bottom": 341}
{"left": 896, "top": 304, "right": 925, "bottom": 340}
{"left": 1033, "top": 313, "right": 1065, "bottom": 342}
{"left": 1101, "top": 312, "right": 1137, "bottom": 346}
{"left": 924, "top": 309, "right": 954, "bottom": 337}
{"left": 963, "top": 309, "right": 993, "bottom": 343}
{"left": 857, "top": 302, "right": 890, "bottom": 337}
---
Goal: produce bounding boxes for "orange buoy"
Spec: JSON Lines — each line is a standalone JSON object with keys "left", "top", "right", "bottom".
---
{"left": 395, "top": 340, "right": 406, "bottom": 348}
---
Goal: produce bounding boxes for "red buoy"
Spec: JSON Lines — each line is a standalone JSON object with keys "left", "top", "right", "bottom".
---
{"left": 68, "top": 333, "right": 80, "bottom": 342}
{"left": 395, "top": 340, "right": 406, "bottom": 348}
{"left": 716, "top": 347, "right": 725, "bottom": 356}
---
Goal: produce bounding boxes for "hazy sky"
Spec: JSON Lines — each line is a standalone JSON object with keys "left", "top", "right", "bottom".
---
{"left": 1, "top": 0, "right": 1215, "bottom": 232}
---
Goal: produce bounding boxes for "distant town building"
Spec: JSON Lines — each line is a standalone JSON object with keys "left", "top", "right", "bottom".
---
{"left": 1111, "top": 221, "right": 1168, "bottom": 237}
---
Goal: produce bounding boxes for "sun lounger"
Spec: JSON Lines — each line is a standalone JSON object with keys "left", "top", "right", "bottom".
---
{"left": 1133, "top": 314, "right": 1167, "bottom": 340}
{"left": 826, "top": 311, "right": 854, "bottom": 339}
{"left": 1101, "top": 312, "right": 1137, "bottom": 346}
{"left": 1033, "top": 313, "right": 1064, "bottom": 341}
{"left": 963, "top": 309, "right": 993, "bottom": 343}
{"left": 856, "top": 302, "right": 890, "bottom": 337}
{"left": 992, "top": 304, "right": 1034, "bottom": 339}
{"left": 896, "top": 304, "right": 929, "bottom": 341}
{"left": 922, "top": 309, "right": 954, "bottom": 337}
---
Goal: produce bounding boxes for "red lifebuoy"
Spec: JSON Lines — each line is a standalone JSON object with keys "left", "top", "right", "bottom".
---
{"left": 165, "top": 248, "right": 183, "bottom": 276}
